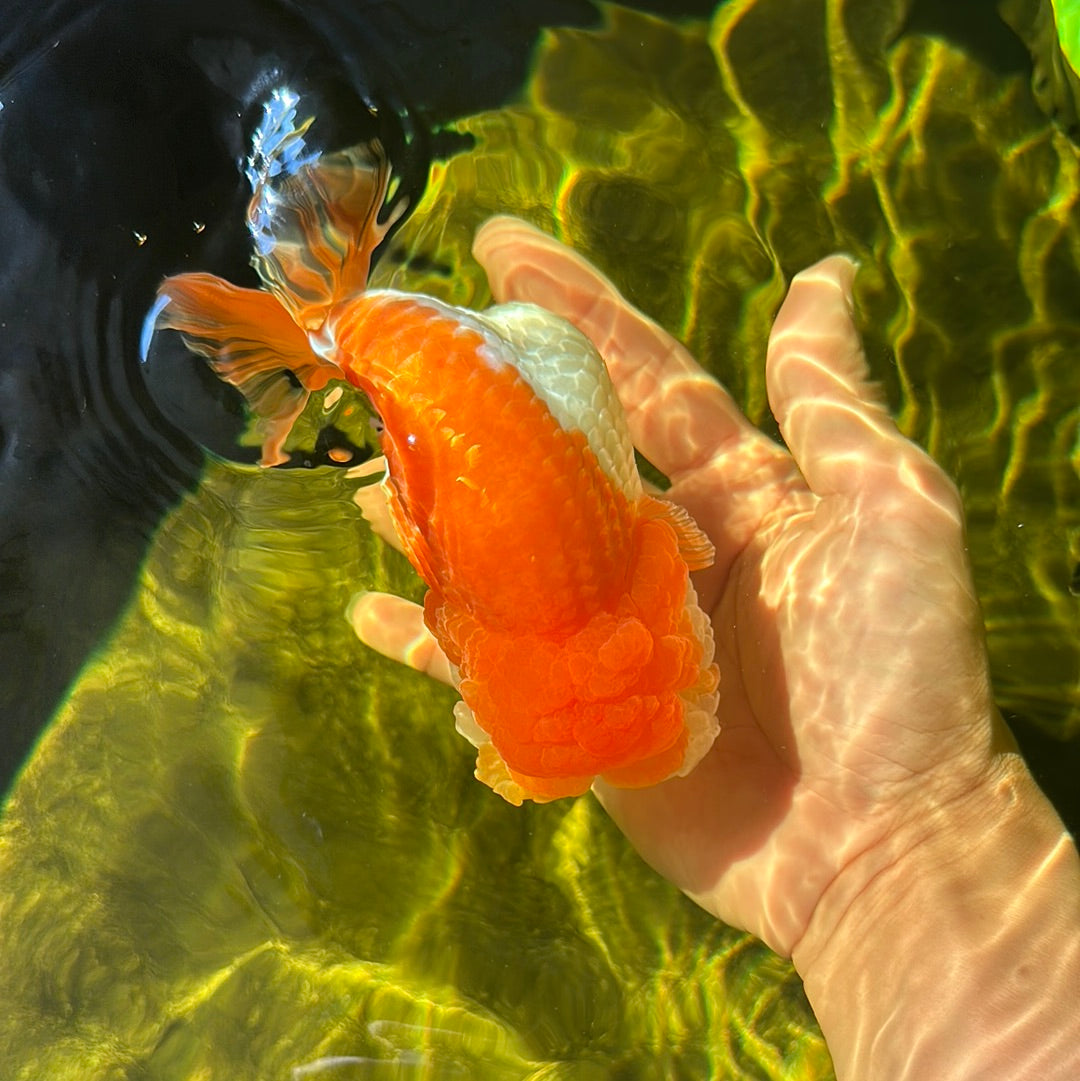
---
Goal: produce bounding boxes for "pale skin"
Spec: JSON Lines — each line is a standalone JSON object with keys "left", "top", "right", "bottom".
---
{"left": 349, "top": 217, "right": 1080, "bottom": 1079}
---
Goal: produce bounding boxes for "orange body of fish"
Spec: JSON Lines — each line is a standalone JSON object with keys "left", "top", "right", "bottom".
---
{"left": 149, "top": 89, "right": 719, "bottom": 804}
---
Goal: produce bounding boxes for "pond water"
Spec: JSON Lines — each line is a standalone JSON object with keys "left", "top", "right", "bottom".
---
{"left": 1, "top": 1, "right": 1077, "bottom": 1078}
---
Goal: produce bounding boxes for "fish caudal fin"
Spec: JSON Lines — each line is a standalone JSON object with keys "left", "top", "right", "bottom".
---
{"left": 246, "top": 90, "right": 406, "bottom": 330}
{"left": 154, "top": 272, "right": 341, "bottom": 465}
{"left": 151, "top": 89, "right": 404, "bottom": 465}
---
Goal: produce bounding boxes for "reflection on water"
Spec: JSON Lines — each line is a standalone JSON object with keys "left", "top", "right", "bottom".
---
{"left": 1, "top": 1, "right": 1079, "bottom": 1078}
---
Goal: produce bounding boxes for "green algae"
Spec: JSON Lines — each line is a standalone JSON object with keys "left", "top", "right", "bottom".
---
{"left": 1000, "top": 0, "right": 1080, "bottom": 132}
{"left": 2, "top": 2, "right": 1079, "bottom": 1078}
{"left": 1053, "top": 0, "right": 1080, "bottom": 77}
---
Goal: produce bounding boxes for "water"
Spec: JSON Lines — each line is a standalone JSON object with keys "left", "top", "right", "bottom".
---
{"left": 1, "top": 1, "right": 1078, "bottom": 1078}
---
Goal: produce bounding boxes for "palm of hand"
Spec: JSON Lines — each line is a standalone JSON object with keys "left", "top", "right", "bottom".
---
{"left": 351, "top": 218, "right": 1001, "bottom": 956}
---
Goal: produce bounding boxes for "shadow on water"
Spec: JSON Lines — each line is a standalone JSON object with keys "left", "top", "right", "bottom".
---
{"left": 901, "top": 0, "right": 1032, "bottom": 77}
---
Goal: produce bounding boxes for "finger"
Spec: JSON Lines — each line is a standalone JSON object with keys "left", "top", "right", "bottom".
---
{"left": 345, "top": 456, "right": 386, "bottom": 481}
{"left": 765, "top": 255, "right": 961, "bottom": 518}
{"left": 346, "top": 592, "right": 455, "bottom": 686}
{"left": 473, "top": 216, "right": 781, "bottom": 484}
{"left": 346, "top": 457, "right": 406, "bottom": 552}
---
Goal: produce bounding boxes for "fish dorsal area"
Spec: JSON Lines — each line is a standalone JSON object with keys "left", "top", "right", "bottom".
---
{"left": 327, "top": 291, "right": 642, "bottom": 633}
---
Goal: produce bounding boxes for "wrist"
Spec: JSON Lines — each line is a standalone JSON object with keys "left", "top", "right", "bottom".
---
{"left": 792, "top": 751, "right": 1080, "bottom": 1081}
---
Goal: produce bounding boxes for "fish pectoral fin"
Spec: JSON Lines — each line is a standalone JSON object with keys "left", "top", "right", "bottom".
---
{"left": 155, "top": 272, "right": 342, "bottom": 465}
{"left": 639, "top": 494, "right": 716, "bottom": 571}
{"left": 248, "top": 140, "right": 407, "bottom": 330}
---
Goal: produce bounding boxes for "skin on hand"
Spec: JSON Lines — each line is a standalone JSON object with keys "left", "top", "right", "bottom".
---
{"left": 352, "top": 220, "right": 1012, "bottom": 941}
{"left": 352, "top": 218, "right": 1080, "bottom": 1079}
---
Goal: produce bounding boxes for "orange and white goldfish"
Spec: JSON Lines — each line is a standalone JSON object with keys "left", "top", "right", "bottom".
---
{"left": 149, "top": 88, "right": 719, "bottom": 804}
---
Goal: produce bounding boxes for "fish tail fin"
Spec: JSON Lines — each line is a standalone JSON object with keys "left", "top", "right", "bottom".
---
{"left": 638, "top": 495, "right": 715, "bottom": 571}
{"left": 245, "top": 90, "right": 407, "bottom": 330}
{"left": 153, "top": 272, "right": 341, "bottom": 465}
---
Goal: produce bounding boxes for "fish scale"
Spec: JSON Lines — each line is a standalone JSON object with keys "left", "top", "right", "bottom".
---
{"left": 331, "top": 294, "right": 636, "bottom": 607}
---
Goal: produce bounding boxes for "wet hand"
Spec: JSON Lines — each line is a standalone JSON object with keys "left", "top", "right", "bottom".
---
{"left": 349, "top": 217, "right": 1007, "bottom": 956}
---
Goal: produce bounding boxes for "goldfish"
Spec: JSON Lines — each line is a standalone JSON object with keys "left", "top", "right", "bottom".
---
{"left": 148, "top": 88, "right": 719, "bottom": 804}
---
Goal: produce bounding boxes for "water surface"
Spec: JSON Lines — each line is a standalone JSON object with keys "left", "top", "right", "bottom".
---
{"left": 1, "top": 2, "right": 1078, "bottom": 1078}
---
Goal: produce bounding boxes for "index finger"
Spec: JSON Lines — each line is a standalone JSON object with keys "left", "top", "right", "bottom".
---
{"left": 472, "top": 216, "right": 780, "bottom": 483}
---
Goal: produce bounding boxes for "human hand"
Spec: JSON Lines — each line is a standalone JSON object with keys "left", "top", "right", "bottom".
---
{"left": 349, "top": 217, "right": 1010, "bottom": 957}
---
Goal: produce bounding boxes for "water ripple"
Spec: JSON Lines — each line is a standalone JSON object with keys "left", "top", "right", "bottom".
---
{"left": 0, "top": 0, "right": 445, "bottom": 786}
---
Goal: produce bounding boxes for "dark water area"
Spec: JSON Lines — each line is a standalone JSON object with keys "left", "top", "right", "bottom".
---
{"left": 904, "top": 0, "right": 1030, "bottom": 76}
{"left": 0, "top": 0, "right": 720, "bottom": 793}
